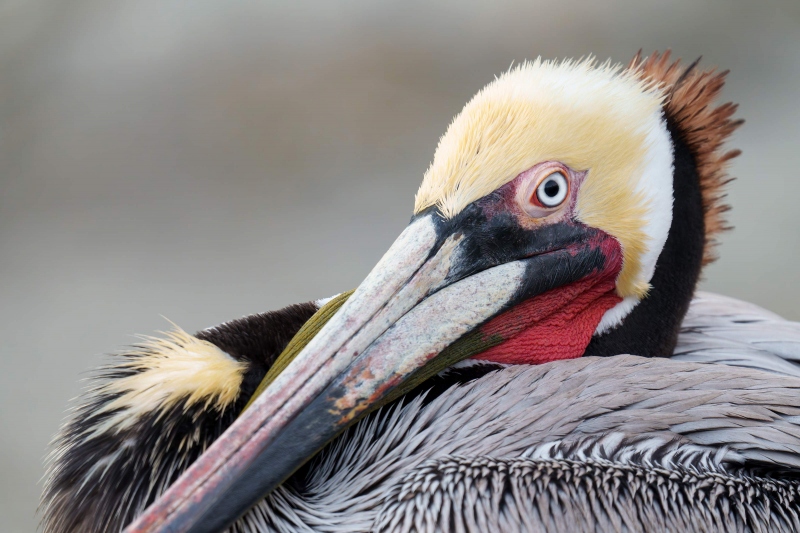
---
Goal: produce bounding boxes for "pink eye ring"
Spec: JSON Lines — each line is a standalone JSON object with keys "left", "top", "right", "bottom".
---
{"left": 517, "top": 164, "right": 573, "bottom": 219}
{"left": 516, "top": 163, "right": 573, "bottom": 219}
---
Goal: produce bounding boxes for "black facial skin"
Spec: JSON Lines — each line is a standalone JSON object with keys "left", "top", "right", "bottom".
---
{"left": 415, "top": 192, "right": 602, "bottom": 287}
{"left": 585, "top": 119, "right": 705, "bottom": 359}
{"left": 184, "top": 198, "right": 616, "bottom": 533}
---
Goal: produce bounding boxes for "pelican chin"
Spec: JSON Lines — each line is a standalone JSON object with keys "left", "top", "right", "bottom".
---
{"left": 46, "top": 51, "right": 798, "bottom": 533}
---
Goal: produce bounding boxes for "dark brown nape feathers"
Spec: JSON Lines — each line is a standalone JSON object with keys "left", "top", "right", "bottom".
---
{"left": 629, "top": 50, "right": 743, "bottom": 266}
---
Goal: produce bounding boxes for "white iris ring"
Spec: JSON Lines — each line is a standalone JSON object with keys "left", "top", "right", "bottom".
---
{"left": 536, "top": 172, "right": 568, "bottom": 207}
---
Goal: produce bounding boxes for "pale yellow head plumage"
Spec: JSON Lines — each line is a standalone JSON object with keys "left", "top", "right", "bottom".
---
{"left": 414, "top": 58, "right": 673, "bottom": 299}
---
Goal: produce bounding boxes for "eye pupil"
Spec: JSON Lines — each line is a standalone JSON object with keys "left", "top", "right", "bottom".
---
{"left": 543, "top": 180, "right": 560, "bottom": 198}
{"left": 533, "top": 171, "right": 569, "bottom": 209}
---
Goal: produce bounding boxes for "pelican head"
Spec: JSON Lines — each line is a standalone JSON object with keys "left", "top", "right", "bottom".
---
{"left": 129, "top": 52, "right": 740, "bottom": 533}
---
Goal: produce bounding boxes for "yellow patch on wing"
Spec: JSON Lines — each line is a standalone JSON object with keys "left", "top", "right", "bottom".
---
{"left": 91, "top": 326, "right": 247, "bottom": 436}
{"left": 414, "top": 58, "right": 667, "bottom": 298}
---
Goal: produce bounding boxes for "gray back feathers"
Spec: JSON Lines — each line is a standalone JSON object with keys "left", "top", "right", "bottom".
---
{"left": 242, "top": 353, "right": 800, "bottom": 532}
{"left": 675, "top": 291, "right": 800, "bottom": 377}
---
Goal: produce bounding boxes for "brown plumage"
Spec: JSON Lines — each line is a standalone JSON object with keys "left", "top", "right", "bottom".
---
{"left": 630, "top": 50, "right": 743, "bottom": 265}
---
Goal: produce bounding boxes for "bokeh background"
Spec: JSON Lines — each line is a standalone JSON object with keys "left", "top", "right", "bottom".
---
{"left": 1, "top": 1, "right": 799, "bottom": 530}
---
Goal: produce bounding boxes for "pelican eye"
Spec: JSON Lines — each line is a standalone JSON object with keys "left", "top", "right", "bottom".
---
{"left": 535, "top": 172, "right": 568, "bottom": 208}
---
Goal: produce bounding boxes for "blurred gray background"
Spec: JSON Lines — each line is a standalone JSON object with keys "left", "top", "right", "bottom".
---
{"left": 1, "top": 1, "right": 799, "bottom": 531}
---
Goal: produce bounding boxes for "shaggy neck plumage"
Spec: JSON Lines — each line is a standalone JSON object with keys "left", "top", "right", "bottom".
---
{"left": 585, "top": 118, "right": 705, "bottom": 358}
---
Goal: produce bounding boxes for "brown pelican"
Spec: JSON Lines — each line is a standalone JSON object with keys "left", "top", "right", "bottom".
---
{"left": 41, "top": 51, "right": 800, "bottom": 532}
